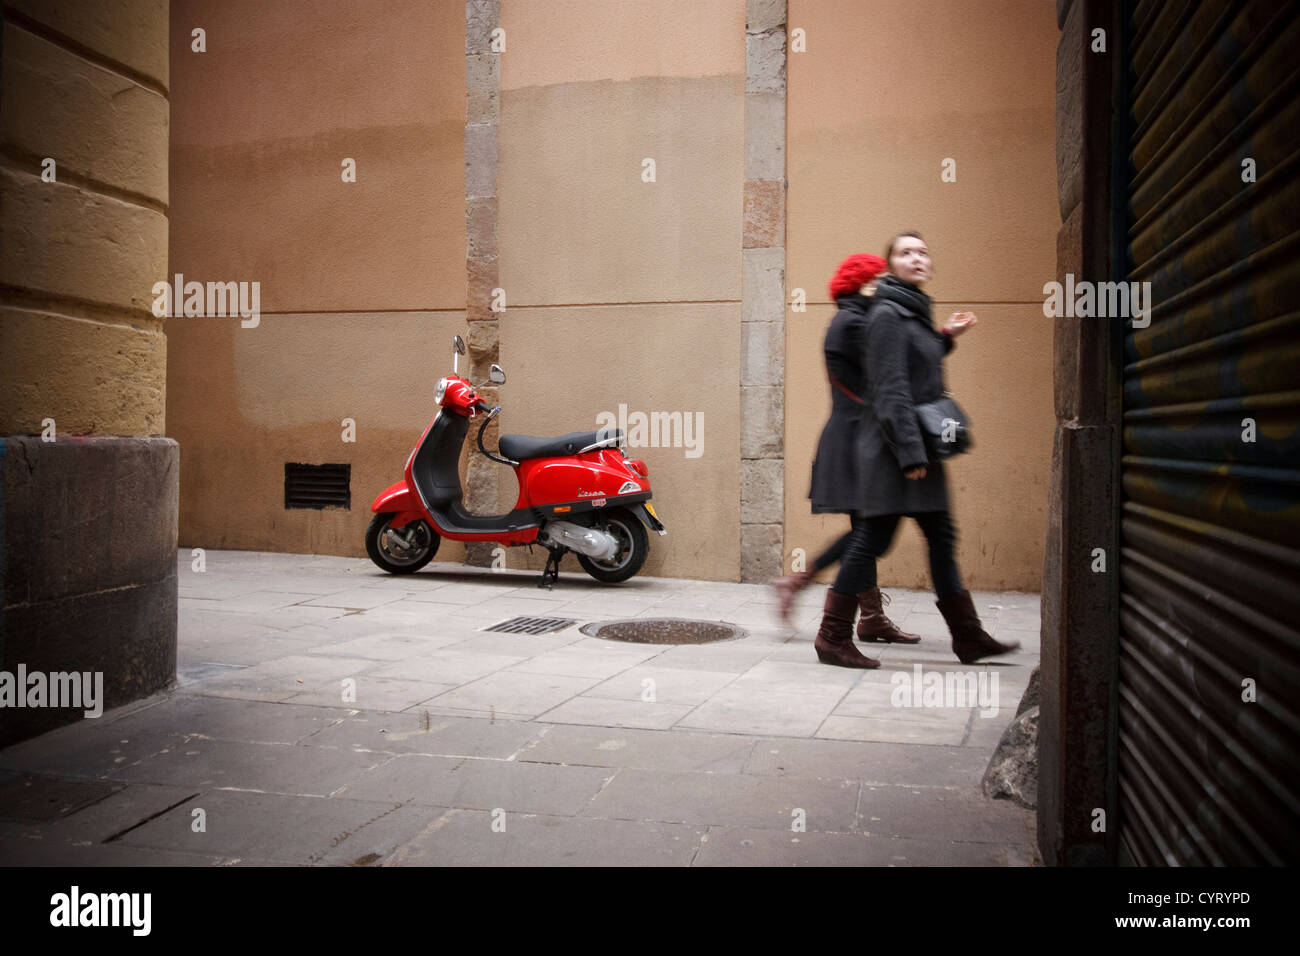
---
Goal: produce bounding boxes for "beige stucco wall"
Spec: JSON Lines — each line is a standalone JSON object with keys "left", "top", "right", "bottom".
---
{"left": 496, "top": 0, "right": 746, "bottom": 581}
{"left": 0, "top": 1, "right": 169, "bottom": 436}
{"left": 162, "top": 0, "right": 1057, "bottom": 589}
{"left": 785, "top": 0, "right": 1059, "bottom": 590}
{"left": 166, "top": 0, "right": 467, "bottom": 556}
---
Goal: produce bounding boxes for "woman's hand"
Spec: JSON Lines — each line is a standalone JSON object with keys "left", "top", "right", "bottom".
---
{"left": 943, "top": 311, "right": 978, "bottom": 337}
{"left": 904, "top": 466, "right": 927, "bottom": 480}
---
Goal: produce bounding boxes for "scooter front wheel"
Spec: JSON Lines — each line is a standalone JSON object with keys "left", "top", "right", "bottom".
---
{"left": 366, "top": 512, "right": 439, "bottom": 574}
{"left": 577, "top": 508, "right": 649, "bottom": 584}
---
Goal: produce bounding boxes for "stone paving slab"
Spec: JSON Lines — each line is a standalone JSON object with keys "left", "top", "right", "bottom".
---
{"left": 335, "top": 754, "right": 614, "bottom": 816}
{"left": 742, "top": 738, "right": 995, "bottom": 787}
{"left": 385, "top": 809, "right": 705, "bottom": 867}
{"left": 428, "top": 671, "right": 603, "bottom": 719}
{"left": 0, "top": 550, "right": 1043, "bottom": 867}
{"left": 0, "top": 725, "right": 182, "bottom": 779}
{"left": 305, "top": 630, "right": 480, "bottom": 660}
{"left": 183, "top": 654, "right": 381, "bottom": 703}
{"left": 506, "top": 641, "right": 663, "bottom": 680}
{"left": 584, "top": 768, "right": 860, "bottom": 830}
{"left": 858, "top": 784, "right": 1037, "bottom": 844}
{"left": 367, "top": 650, "right": 526, "bottom": 686}
{"left": 299, "top": 588, "right": 414, "bottom": 610}
{"left": 1, "top": 780, "right": 197, "bottom": 844}
{"left": 676, "top": 687, "right": 849, "bottom": 737}
{"left": 108, "top": 737, "right": 390, "bottom": 797}
{"left": 304, "top": 712, "right": 548, "bottom": 759}
{"left": 537, "top": 696, "right": 696, "bottom": 730}
{"left": 111, "top": 788, "right": 429, "bottom": 865}
{"left": 178, "top": 637, "right": 325, "bottom": 671}
{"left": 515, "top": 723, "right": 754, "bottom": 774}
{"left": 0, "top": 835, "right": 228, "bottom": 866}
{"left": 287, "top": 676, "right": 457, "bottom": 713}
{"left": 581, "top": 665, "right": 741, "bottom": 706}
{"left": 105, "top": 696, "right": 354, "bottom": 746}
{"left": 446, "top": 631, "right": 588, "bottom": 658}
{"left": 816, "top": 714, "right": 970, "bottom": 746}
{"left": 692, "top": 828, "right": 1037, "bottom": 867}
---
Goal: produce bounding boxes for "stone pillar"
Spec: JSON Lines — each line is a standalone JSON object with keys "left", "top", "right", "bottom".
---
{"left": 1038, "top": 0, "right": 1122, "bottom": 865}
{"left": 464, "top": 0, "right": 502, "bottom": 565}
{"left": 740, "top": 0, "right": 787, "bottom": 583}
{"left": 0, "top": 0, "right": 175, "bottom": 745}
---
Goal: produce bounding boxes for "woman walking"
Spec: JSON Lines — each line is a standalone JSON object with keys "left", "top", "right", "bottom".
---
{"left": 810, "top": 233, "right": 1019, "bottom": 668}
{"left": 784, "top": 253, "right": 921, "bottom": 668}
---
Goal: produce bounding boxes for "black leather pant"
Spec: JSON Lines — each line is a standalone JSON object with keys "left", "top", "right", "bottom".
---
{"left": 812, "top": 532, "right": 850, "bottom": 572}
{"left": 831, "top": 511, "right": 963, "bottom": 599}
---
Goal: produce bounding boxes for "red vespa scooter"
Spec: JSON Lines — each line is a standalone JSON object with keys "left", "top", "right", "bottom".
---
{"left": 366, "top": 335, "right": 666, "bottom": 588}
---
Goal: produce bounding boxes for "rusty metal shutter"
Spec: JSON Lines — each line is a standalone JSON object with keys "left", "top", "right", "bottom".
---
{"left": 1119, "top": 0, "right": 1300, "bottom": 865}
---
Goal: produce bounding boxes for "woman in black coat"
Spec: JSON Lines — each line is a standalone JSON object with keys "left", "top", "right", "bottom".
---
{"left": 811, "top": 231, "right": 1019, "bottom": 668}
{"left": 773, "top": 254, "right": 919, "bottom": 660}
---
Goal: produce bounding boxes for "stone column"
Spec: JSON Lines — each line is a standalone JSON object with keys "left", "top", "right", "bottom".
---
{"left": 1038, "top": 0, "right": 1122, "bottom": 865}
{"left": 0, "top": 0, "right": 175, "bottom": 745}
{"left": 464, "top": 0, "right": 503, "bottom": 564}
{"left": 740, "top": 0, "right": 787, "bottom": 583}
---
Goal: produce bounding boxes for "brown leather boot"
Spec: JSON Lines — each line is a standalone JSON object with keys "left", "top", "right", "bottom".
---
{"left": 814, "top": 589, "right": 881, "bottom": 668}
{"left": 857, "top": 588, "right": 921, "bottom": 644}
{"left": 771, "top": 570, "right": 814, "bottom": 623}
{"left": 936, "top": 590, "right": 1020, "bottom": 664}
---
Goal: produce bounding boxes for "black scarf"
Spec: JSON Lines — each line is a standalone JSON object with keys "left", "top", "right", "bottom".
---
{"left": 874, "top": 274, "right": 933, "bottom": 323}
{"left": 834, "top": 291, "right": 873, "bottom": 313}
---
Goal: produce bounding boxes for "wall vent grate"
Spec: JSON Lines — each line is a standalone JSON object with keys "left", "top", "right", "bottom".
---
{"left": 284, "top": 462, "right": 351, "bottom": 509}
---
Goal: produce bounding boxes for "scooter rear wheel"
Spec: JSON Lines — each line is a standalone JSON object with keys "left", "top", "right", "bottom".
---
{"left": 366, "top": 512, "right": 439, "bottom": 574}
{"left": 577, "top": 508, "right": 649, "bottom": 584}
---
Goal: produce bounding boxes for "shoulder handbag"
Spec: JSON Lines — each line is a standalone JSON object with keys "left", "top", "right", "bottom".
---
{"left": 915, "top": 396, "right": 974, "bottom": 458}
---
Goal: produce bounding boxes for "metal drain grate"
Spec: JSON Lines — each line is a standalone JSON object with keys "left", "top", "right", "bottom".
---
{"left": 484, "top": 616, "right": 578, "bottom": 635}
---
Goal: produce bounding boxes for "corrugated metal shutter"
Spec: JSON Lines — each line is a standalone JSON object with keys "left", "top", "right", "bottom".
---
{"left": 1119, "top": 0, "right": 1300, "bottom": 865}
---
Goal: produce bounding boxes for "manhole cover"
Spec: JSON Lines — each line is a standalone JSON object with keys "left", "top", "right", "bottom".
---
{"left": 485, "top": 616, "right": 577, "bottom": 634}
{"left": 580, "top": 618, "right": 744, "bottom": 645}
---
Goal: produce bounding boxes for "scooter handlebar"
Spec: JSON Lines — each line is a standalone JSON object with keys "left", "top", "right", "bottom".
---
{"left": 475, "top": 405, "right": 514, "bottom": 465}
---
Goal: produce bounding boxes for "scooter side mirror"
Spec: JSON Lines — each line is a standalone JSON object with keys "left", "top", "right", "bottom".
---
{"left": 453, "top": 335, "right": 466, "bottom": 355}
{"left": 489, "top": 365, "right": 506, "bottom": 385}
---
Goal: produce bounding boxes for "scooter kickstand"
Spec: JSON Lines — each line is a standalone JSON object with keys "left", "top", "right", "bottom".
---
{"left": 539, "top": 548, "right": 564, "bottom": 590}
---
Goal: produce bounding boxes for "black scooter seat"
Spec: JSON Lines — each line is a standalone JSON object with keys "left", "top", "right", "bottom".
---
{"left": 499, "top": 429, "right": 623, "bottom": 461}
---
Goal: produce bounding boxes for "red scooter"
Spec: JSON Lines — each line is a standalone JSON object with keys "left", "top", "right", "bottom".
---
{"left": 366, "top": 335, "right": 666, "bottom": 587}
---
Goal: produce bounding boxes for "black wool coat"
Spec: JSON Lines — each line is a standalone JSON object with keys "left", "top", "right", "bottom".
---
{"left": 808, "top": 277, "right": 956, "bottom": 517}
{"left": 809, "top": 292, "right": 873, "bottom": 514}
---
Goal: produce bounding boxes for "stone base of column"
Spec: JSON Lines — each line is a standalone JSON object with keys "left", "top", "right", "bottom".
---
{"left": 740, "top": 523, "right": 783, "bottom": 583}
{"left": 1, "top": 437, "right": 178, "bottom": 747}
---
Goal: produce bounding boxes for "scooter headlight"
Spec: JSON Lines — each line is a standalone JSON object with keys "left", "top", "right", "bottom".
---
{"left": 434, "top": 377, "right": 448, "bottom": 404}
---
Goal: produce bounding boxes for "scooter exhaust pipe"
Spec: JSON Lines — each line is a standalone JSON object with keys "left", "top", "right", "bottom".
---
{"left": 540, "top": 521, "right": 618, "bottom": 561}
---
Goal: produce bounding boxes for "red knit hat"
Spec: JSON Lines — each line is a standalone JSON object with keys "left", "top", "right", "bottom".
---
{"left": 828, "top": 253, "right": 888, "bottom": 299}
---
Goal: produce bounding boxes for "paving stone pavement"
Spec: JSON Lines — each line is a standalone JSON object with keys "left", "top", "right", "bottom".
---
{"left": 0, "top": 551, "right": 1041, "bottom": 866}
